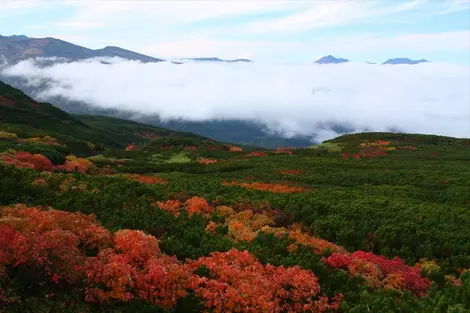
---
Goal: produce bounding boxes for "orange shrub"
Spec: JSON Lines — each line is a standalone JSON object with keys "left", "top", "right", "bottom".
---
{"left": 60, "top": 156, "right": 95, "bottom": 173}
{"left": 127, "top": 174, "right": 168, "bottom": 185}
{"left": 273, "top": 147, "right": 294, "bottom": 155}
{"left": 1, "top": 152, "right": 54, "bottom": 171}
{"left": 199, "top": 158, "right": 217, "bottom": 164}
{"left": 245, "top": 151, "right": 266, "bottom": 157}
{"left": 156, "top": 200, "right": 181, "bottom": 217}
{"left": 187, "top": 249, "right": 342, "bottom": 313}
{"left": 228, "top": 146, "right": 243, "bottom": 152}
{"left": 18, "top": 135, "right": 60, "bottom": 146}
{"left": 184, "top": 196, "right": 213, "bottom": 216}
{"left": 125, "top": 144, "right": 138, "bottom": 151}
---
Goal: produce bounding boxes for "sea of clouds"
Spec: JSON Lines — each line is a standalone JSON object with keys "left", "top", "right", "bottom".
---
{"left": 1, "top": 57, "right": 469, "bottom": 141}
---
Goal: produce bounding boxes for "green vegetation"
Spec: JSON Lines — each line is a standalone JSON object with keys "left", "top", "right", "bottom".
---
{"left": 1, "top": 81, "right": 469, "bottom": 312}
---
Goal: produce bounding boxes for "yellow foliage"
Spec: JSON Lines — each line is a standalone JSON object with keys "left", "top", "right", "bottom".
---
{"left": 0, "top": 131, "right": 17, "bottom": 139}
{"left": 250, "top": 213, "right": 275, "bottom": 230}
{"left": 215, "top": 205, "right": 235, "bottom": 217}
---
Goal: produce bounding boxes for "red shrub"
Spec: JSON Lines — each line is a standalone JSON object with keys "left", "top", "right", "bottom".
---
{"left": 323, "top": 251, "right": 431, "bottom": 296}
{"left": 199, "top": 158, "right": 217, "bottom": 164}
{"left": 245, "top": 151, "right": 267, "bottom": 157}
{"left": 1, "top": 152, "right": 54, "bottom": 171}
{"left": 125, "top": 145, "right": 138, "bottom": 151}
{"left": 127, "top": 174, "right": 168, "bottom": 185}
{"left": 222, "top": 181, "right": 307, "bottom": 193}
{"left": 184, "top": 196, "right": 213, "bottom": 216}
{"left": 187, "top": 249, "right": 342, "bottom": 313}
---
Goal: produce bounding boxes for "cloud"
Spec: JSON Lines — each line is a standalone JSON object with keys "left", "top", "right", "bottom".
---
{"left": 1, "top": 58, "right": 469, "bottom": 141}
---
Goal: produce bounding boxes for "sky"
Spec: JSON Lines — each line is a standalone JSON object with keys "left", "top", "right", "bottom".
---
{"left": 1, "top": 0, "right": 469, "bottom": 64}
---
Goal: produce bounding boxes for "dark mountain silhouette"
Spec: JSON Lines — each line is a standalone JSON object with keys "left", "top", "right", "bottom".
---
{"left": 314, "top": 55, "right": 350, "bottom": 64}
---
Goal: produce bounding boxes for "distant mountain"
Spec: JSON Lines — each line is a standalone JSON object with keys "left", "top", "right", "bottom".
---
{"left": 382, "top": 58, "right": 429, "bottom": 65}
{"left": 365, "top": 61, "right": 376, "bottom": 64}
{"left": 182, "top": 57, "right": 253, "bottom": 63}
{"left": 7, "top": 35, "right": 29, "bottom": 40}
{"left": 314, "top": 55, "right": 350, "bottom": 64}
{"left": 0, "top": 34, "right": 164, "bottom": 64}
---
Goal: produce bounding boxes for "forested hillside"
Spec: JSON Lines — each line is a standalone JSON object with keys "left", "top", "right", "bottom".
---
{"left": 1, "top": 82, "right": 469, "bottom": 313}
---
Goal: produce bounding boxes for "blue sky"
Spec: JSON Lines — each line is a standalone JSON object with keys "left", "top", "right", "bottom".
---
{"left": 1, "top": 0, "right": 469, "bottom": 64}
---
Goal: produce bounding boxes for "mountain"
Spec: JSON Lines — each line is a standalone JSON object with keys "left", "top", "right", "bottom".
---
{"left": 0, "top": 34, "right": 164, "bottom": 64}
{"left": 7, "top": 35, "right": 29, "bottom": 40}
{"left": 181, "top": 57, "right": 253, "bottom": 63}
{"left": 382, "top": 58, "right": 429, "bottom": 65}
{"left": 314, "top": 55, "right": 350, "bottom": 64}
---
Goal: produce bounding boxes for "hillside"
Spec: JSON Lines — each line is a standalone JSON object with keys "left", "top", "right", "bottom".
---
{"left": 0, "top": 35, "right": 163, "bottom": 64}
{"left": 1, "top": 80, "right": 469, "bottom": 312}
{"left": 0, "top": 80, "right": 216, "bottom": 156}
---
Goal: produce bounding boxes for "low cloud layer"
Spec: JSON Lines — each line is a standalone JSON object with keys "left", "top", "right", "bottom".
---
{"left": 1, "top": 57, "right": 469, "bottom": 141}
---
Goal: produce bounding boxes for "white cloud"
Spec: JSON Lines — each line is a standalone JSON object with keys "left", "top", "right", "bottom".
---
{"left": 2, "top": 58, "right": 469, "bottom": 141}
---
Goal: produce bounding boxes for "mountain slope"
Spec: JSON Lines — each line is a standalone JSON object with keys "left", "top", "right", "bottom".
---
{"left": 0, "top": 35, "right": 164, "bottom": 64}
{"left": 0, "top": 80, "right": 210, "bottom": 150}
{"left": 314, "top": 55, "right": 350, "bottom": 64}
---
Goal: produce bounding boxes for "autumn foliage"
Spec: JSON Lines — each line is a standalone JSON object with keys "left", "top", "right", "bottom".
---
{"left": 127, "top": 174, "right": 168, "bottom": 185}
{"left": 222, "top": 181, "right": 307, "bottom": 193}
{"left": 273, "top": 147, "right": 294, "bottom": 155}
{"left": 125, "top": 144, "right": 138, "bottom": 151}
{"left": 0, "top": 205, "right": 342, "bottom": 312}
{"left": 1, "top": 151, "right": 54, "bottom": 171}
{"left": 187, "top": 249, "right": 342, "bottom": 313}
{"left": 18, "top": 135, "right": 60, "bottom": 146}
{"left": 245, "top": 151, "right": 267, "bottom": 157}
{"left": 157, "top": 197, "right": 213, "bottom": 217}
{"left": 323, "top": 251, "right": 431, "bottom": 295}
{"left": 199, "top": 158, "right": 218, "bottom": 164}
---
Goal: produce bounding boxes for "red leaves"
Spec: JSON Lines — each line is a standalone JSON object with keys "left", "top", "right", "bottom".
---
{"left": 157, "top": 200, "right": 181, "bottom": 216}
{"left": 323, "top": 251, "right": 431, "bottom": 295}
{"left": 127, "top": 174, "right": 168, "bottom": 185}
{"left": 228, "top": 146, "right": 243, "bottom": 152}
{"left": 187, "top": 249, "right": 340, "bottom": 313}
{"left": 156, "top": 197, "right": 213, "bottom": 217}
{"left": 199, "top": 158, "right": 217, "bottom": 164}
{"left": 245, "top": 151, "right": 267, "bottom": 157}
{"left": 1, "top": 152, "right": 54, "bottom": 171}
{"left": 125, "top": 144, "right": 138, "bottom": 151}
{"left": 62, "top": 156, "right": 94, "bottom": 173}
{"left": 273, "top": 147, "right": 294, "bottom": 155}
{"left": 0, "top": 205, "right": 345, "bottom": 311}
{"left": 185, "top": 196, "right": 213, "bottom": 216}
{"left": 342, "top": 148, "right": 388, "bottom": 159}
{"left": 222, "top": 181, "right": 308, "bottom": 193}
